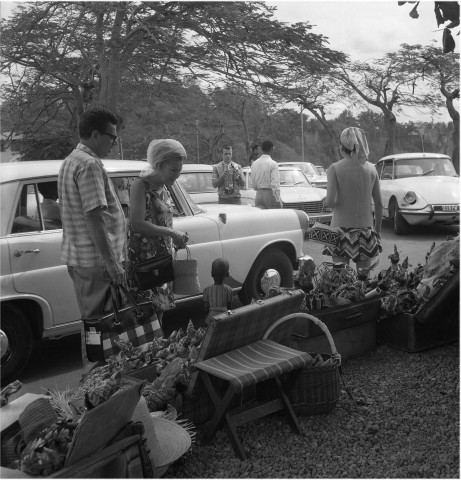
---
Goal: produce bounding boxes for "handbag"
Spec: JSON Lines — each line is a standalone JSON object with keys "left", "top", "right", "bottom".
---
{"left": 307, "top": 222, "right": 340, "bottom": 248}
{"left": 172, "top": 246, "right": 201, "bottom": 295}
{"left": 132, "top": 253, "right": 174, "bottom": 291}
{"left": 84, "top": 285, "right": 163, "bottom": 362}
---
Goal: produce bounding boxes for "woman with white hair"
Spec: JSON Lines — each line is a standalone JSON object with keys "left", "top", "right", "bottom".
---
{"left": 324, "top": 127, "right": 383, "bottom": 274}
{"left": 127, "top": 139, "right": 189, "bottom": 326}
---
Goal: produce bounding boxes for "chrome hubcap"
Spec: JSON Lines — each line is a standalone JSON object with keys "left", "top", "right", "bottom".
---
{"left": 260, "top": 269, "right": 281, "bottom": 294}
{"left": 0, "top": 329, "right": 9, "bottom": 361}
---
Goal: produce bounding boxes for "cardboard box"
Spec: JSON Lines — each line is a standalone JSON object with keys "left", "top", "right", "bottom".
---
{"left": 291, "top": 297, "right": 381, "bottom": 361}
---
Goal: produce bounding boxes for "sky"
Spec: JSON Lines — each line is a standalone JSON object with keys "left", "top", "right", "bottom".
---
{"left": 1, "top": 0, "right": 458, "bottom": 122}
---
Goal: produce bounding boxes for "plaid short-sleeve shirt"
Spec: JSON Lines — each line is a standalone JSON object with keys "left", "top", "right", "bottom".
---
{"left": 58, "top": 144, "right": 126, "bottom": 267}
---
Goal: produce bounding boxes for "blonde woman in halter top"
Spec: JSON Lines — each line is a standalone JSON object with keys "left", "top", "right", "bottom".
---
{"left": 324, "top": 127, "right": 383, "bottom": 276}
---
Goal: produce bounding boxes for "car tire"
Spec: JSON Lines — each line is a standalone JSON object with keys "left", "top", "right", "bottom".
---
{"left": 239, "top": 248, "right": 293, "bottom": 305}
{"left": 1, "top": 306, "right": 33, "bottom": 385}
{"left": 390, "top": 198, "right": 409, "bottom": 235}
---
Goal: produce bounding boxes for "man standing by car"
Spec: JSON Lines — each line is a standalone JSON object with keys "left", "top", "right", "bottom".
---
{"left": 58, "top": 106, "right": 126, "bottom": 378}
{"left": 212, "top": 144, "right": 245, "bottom": 204}
{"left": 251, "top": 139, "right": 281, "bottom": 209}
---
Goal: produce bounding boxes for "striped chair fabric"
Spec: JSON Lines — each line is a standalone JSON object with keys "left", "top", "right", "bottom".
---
{"left": 194, "top": 339, "right": 311, "bottom": 392}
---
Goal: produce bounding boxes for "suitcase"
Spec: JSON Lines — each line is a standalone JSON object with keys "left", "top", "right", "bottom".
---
{"left": 291, "top": 297, "right": 381, "bottom": 361}
{"left": 377, "top": 272, "right": 459, "bottom": 353}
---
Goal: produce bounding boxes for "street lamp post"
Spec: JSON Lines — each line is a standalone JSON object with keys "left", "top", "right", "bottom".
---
{"left": 300, "top": 105, "right": 304, "bottom": 162}
{"left": 195, "top": 120, "right": 200, "bottom": 163}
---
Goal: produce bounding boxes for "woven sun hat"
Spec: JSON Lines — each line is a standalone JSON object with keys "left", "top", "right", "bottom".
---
{"left": 132, "top": 397, "right": 191, "bottom": 477}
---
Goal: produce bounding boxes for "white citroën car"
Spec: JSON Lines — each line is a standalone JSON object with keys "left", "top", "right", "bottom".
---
{"left": 375, "top": 153, "right": 459, "bottom": 235}
{"left": 0, "top": 160, "right": 309, "bottom": 382}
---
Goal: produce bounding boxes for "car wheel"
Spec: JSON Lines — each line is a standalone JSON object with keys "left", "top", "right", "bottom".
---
{"left": 239, "top": 248, "right": 293, "bottom": 305}
{"left": 390, "top": 198, "right": 409, "bottom": 235}
{"left": 1, "top": 306, "right": 33, "bottom": 385}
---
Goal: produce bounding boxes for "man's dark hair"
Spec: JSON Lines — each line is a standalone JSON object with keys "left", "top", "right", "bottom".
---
{"left": 79, "top": 107, "right": 119, "bottom": 139}
{"left": 261, "top": 140, "right": 273, "bottom": 153}
{"left": 38, "top": 181, "right": 58, "bottom": 200}
{"left": 221, "top": 144, "right": 232, "bottom": 152}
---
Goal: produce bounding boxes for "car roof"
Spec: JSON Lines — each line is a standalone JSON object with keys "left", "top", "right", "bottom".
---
{"left": 242, "top": 166, "right": 304, "bottom": 172}
{"left": 0, "top": 159, "right": 148, "bottom": 184}
{"left": 278, "top": 161, "right": 315, "bottom": 166}
{"left": 181, "top": 163, "right": 213, "bottom": 172}
{"left": 378, "top": 153, "right": 451, "bottom": 162}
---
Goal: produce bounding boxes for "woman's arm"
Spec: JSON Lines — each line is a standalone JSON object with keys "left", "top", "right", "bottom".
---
{"left": 129, "top": 179, "right": 187, "bottom": 247}
{"left": 371, "top": 174, "right": 383, "bottom": 235}
{"left": 324, "top": 165, "right": 337, "bottom": 208}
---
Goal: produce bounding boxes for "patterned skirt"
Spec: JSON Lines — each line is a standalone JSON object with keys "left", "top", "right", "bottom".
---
{"left": 323, "top": 227, "right": 382, "bottom": 262}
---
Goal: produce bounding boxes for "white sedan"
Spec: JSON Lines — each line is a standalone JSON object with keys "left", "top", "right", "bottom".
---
{"left": 0, "top": 160, "right": 309, "bottom": 382}
{"left": 375, "top": 153, "right": 459, "bottom": 234}
{"left": 177, "top": 164, "right": 332, "bottom": 225}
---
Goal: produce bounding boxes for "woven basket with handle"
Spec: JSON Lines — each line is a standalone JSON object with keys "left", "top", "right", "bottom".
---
{"left": 264, "top": 312, "right": 341, "bottom": 416}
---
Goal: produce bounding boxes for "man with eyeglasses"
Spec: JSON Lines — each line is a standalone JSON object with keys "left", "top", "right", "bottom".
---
{"left": 58, "top": 106, "right": 126, "bottom": 379}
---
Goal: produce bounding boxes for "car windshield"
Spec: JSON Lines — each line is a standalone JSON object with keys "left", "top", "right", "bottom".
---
{"left": 280, "top": 170, "right": 311, "bottom": 186}
{"left": 283, "top": 163, "right": 318, "bottom": 176}
{"left": 394, "top": 158, "right": 458, "bottom": 179}
{"left": 177, "top": 171, "right": 214, "bottom": 193}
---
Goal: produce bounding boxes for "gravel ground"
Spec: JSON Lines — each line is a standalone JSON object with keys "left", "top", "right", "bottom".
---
{"left": 168, "top": 342, "right": 459, "bottom": 478}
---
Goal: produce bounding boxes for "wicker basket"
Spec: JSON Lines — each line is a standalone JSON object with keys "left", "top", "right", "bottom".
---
{"left": 264, "top": 312, "right": 341, "bottom": 416}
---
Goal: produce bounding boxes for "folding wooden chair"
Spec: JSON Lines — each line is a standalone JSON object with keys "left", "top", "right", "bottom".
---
{"left": 194, "top": 297, "right": 311, "bottom": 460}
{"left": 181, "top": 289, "right": 307, "bottom": 426}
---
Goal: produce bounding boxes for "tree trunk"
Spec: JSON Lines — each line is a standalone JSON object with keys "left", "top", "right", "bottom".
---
{"left": 70, "top": 84, "right": 85, "bottom": 143}
{"left": 445, "top": 94, "right": 460, "bottom": 174}
{"left": 383, "top": 110, "right": 397, "bottom": 157}
{"left": 99, "top": 51, "right": 122, "bottom": 111}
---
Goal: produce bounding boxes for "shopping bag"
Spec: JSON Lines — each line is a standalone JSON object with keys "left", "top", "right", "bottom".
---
{"left": 84, "top": 285, "right": 163, "bottom": 362}
{"left": 307, "top": 222, "right": 340, "bottom": 248}
{"left": 172, "top": 246, "right": 201, "bottom": 295}
{"left": 132, "top": 253, "right": 174, "bottom": 290}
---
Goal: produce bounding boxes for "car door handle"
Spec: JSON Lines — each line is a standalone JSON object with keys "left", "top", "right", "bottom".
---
{"left": 14, "top": 249, "right": 40, "bottom": 257}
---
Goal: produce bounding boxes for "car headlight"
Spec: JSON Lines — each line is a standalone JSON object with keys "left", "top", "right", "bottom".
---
{"left": 403, "top": 191, "right": 417, "bottom": 204}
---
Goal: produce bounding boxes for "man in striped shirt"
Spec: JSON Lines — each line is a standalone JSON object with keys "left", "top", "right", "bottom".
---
{"left": 58, "top": 107, "right": 126, "bottom": 376}
{"left": 250, "top": 139, "right": 281, "bottom": 209}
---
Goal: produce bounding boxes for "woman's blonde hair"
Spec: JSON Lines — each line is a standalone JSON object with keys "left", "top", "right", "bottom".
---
{"left": 141, "top": 139, "right": 187, "bottom": 176}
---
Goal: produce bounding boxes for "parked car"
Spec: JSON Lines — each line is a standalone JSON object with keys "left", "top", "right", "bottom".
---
{"left": 278, "top": 161, "right": 328, "bottom": 188}
{"left": 375, "top": 153, "right": 459, "bottom": 234}
{"left": 241, "top": 167, "right": 332, "bottom": 225}
{"left": 315, "top": 165, "right": 326, "bottom": 175}
{"left": 0, "top": 160, "right": 309, "bottom": 382}
{"left": 177, "top": 164, "right": 332, "bottom": 225}
{"left": 176, "top": 164, "right": 219, "bottom": 204}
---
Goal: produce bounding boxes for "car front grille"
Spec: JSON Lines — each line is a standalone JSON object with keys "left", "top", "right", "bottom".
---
{"left": 282, "top": 200, "right": 332, "bottom": 214}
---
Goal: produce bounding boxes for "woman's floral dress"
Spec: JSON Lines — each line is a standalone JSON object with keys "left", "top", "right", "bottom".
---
{"left": 127, "top": 179, "right": 175, "bottom": 312}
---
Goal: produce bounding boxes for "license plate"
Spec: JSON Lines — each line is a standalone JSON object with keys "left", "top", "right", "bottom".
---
{"left": 441, "top": 205, "right": 459, "bottom": 212}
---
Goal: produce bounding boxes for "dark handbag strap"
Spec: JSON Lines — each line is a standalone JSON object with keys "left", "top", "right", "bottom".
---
{"left": 110, "top": 284, "right": 142, "bottom": 325}
{"left": 111, "top": 284, "right": 159, "bottom": 326}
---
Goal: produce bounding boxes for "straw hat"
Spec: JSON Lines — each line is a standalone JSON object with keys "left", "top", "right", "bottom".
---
{"left": 132, "top": 397, "right": 191, "bottom": 477}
